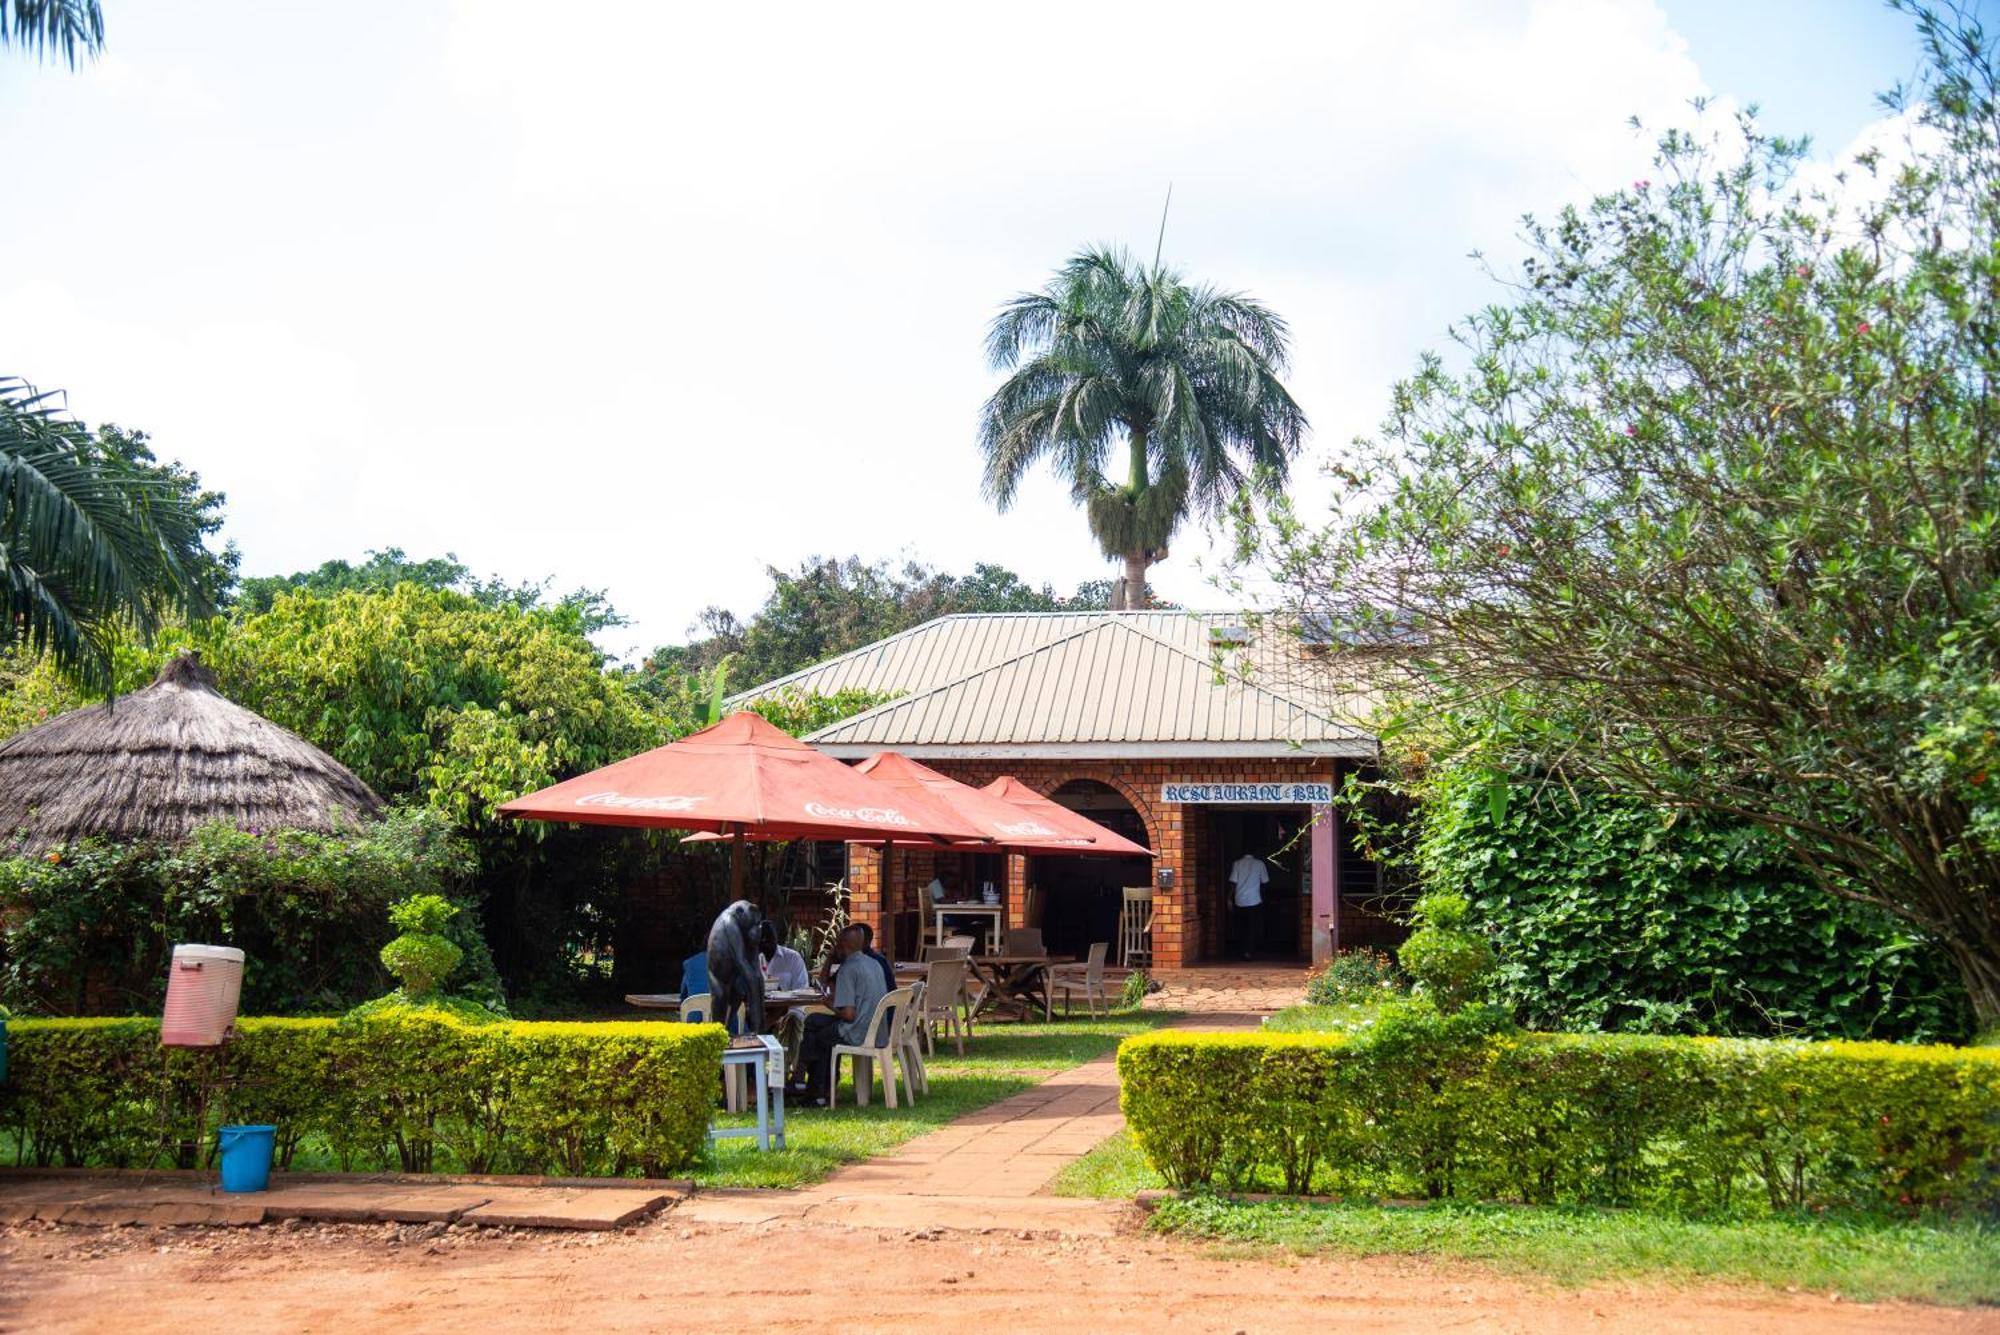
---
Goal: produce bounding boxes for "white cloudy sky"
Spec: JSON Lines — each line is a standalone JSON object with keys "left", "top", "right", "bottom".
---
{"left": 0, "top": 0, "right": 1949, "bottom": 658}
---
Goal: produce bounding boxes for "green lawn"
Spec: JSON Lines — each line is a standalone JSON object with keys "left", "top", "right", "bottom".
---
{"left": 1152, "top": 1195, "right": 2000, "bottom": 1306}
{"left": 696, "top": 1011, "right": 1174, "bottom": 1189}
{"left": 1050, "top": 1133, "right": 2000, "bottom": 1306}
{"left": 1259, "top": 1002, "right": 1381, "bottom": 1033}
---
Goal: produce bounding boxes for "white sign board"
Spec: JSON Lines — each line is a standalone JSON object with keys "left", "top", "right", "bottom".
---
{"left": 1162, "top": 782, "right": 1333, "bottom": 805}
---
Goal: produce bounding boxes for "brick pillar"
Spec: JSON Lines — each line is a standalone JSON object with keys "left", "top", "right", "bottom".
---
{"left": 847, "top": 843, "right": 882, "bottom": 940}
{"left": 1007, "top": 853, "right": 1031, "bottom": 928}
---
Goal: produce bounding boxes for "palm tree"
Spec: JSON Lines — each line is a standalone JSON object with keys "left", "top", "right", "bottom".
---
{"left": 2, "top": 378, "right": 210, "bottom": 691}
{"left": 979, "top": 246, "right": 1306, "bottom": 608}
{"left": 1, "top": 0, "right": 103, "bottom": 66}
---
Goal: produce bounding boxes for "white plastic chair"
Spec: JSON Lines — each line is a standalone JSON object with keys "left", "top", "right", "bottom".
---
{"left": 680, "top": 992, "right": 713, "bottom": 1022}
{"left": 830, "top": 985, "right": 919, "bottom": 1109}
{"left": 897, "top": 980, "right": 929, "bottom": 1097}
{"left": 1052, "top": 942, "right": 1111, "bottom": 1018}
{"left": 919, "top": 957, "right": 969, "bottom": 1055}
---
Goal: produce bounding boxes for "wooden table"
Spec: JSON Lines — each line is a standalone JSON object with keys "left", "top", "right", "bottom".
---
{"left": 624, "top": 989, "right": 826, "bottom": 1018}
{"left": 962, "top": 953, "right": 1072, "bottom": 1022}
{"left": 931, "top": 902, "right": 1005, "bottom": 951}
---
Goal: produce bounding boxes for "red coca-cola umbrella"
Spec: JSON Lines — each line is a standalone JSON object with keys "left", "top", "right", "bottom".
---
{"left": 496, "top": 712, "right": 984, "bottom": 898}
{"left": 851, "top": 752, "right": 1114, "bottom": 855}
{"left": 981, "top": 775, "right": 1154, "bottom": 858}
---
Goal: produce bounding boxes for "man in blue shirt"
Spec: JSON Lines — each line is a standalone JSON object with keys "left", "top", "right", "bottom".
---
{"left": 789, "top": 926, "right": 887, "bottom": 1104}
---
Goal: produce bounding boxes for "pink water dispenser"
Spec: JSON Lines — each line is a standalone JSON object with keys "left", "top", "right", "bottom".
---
{"left": 160, "top": 944, "right": 244, "bottom": 1047}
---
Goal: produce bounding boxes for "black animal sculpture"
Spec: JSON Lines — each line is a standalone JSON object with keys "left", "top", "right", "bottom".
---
{"left": 705, "top": 899, "right": 765, "bottom": 1035}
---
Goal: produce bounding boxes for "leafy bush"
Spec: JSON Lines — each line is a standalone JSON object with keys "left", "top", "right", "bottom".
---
{"left": 1117, "top": 1024, "right": 2000, "bottom": 1212}
{"left": 378, "top": 894, "right": 464, "bottom": 1000}
{"left": 1306, "top": 949, "right": 1403, "bottom": 1006}
{"left": 1384, "top": 763, "right": 1970, "bottom": 1041}
{"left": 0, "top": 1013, "right": 726, "bottom": 1176}
{"left": 1396, "top": 893, "right": 1493, "bottom": 1013}
{"left": 0, "top": 809, "right": 487, "bottom": 1016}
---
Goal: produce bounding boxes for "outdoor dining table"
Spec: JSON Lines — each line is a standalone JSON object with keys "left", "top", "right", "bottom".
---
{"left": 931, "top": 901, "right": 1006, "bottom": 952}
{"left": 622, "top": 989, "right": 827, "bottom": 1017}
{"left": 902, "top": 954, "right": 1072, "bottom": 1022}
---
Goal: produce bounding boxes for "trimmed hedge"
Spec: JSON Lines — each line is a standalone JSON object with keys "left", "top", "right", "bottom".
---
{"left": 1118, "top": 1024, "right": 2000, "bottom": 1212}
{"left": 0, "top": 1012, "right": 727, "bottom": 1177}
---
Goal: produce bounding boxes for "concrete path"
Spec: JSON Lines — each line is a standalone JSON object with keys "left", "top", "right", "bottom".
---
{"left": 681, "top": 1009, "right": 1261, "bottom": 1235}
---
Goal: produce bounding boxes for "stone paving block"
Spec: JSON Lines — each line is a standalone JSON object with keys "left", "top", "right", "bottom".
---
{"left": 460, "top": 1187, "right": 673, "bottom": 1231}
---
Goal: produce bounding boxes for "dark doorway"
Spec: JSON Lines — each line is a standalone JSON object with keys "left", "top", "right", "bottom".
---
{"left": 1027, "top": 780, "right": 1152, "bottom": 958}
{"left": 1209, "top": 807, "right": 1305, "bottom": 961}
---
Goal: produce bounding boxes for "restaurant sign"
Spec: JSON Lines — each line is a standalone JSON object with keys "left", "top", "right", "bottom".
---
{"left": 1162, "top": 782, "right": 1333, "bottom": 805}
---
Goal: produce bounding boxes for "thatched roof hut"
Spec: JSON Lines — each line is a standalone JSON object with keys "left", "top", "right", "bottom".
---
{"left": 0, "top": 652, "right": 382, "bottom": 851}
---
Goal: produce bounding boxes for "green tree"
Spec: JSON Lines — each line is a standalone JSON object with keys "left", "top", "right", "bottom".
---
{"left": 1, "top": 380, "right": 215, "bottom": 692}
{"left": 1, "top": 0, "right": 101, "bottom": 66}
{"left": 236, "top": 547, "right": 625, "bottom": 639}
{"left": 980, "top": 246, "right": 1306, "bottom": 608}
{"left": 1254, "top": 8, "right": 2000, "bottom": 1026}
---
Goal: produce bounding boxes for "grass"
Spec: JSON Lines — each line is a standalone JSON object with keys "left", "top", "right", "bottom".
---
{"left": 695, "top": 1011, "right": 1175, "bottom": 1189}
{"left": 1052, "top": 1132, "right": 2000, "bottom": 1306}
{"left": 1260, "top": 1002, "right": 1382, "bottom": 1033}
{"left": 1048, "top": 1129, "right": 1163, "bottom": 1198}
{"left": 1150, "top": 1195, "right": 2000, "bottom": 1306}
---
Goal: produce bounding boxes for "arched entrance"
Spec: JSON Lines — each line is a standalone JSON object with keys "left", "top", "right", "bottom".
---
{"left": 1027, "top": 780, "right": 1154, "bottom": 956}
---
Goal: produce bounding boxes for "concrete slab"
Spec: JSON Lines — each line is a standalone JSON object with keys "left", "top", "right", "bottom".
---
{"left": 459, "top": 1187, "right": 677, "bottom": 1231}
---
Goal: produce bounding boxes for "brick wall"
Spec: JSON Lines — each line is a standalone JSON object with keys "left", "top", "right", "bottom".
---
{"left": 848, "top": 755, "right": 1337, "bottom": 968}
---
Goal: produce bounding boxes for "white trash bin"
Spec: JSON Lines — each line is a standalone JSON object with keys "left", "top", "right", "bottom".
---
{"left": 160, "top": 944, "right": 245, "bottom": 1047}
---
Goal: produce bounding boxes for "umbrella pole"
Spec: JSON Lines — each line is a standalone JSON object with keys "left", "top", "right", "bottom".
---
{"left": 879, "top": 840, "right": 896, "bottom": 964}
{"left": 729, "top": 828, "right": 745, "bottom": 902}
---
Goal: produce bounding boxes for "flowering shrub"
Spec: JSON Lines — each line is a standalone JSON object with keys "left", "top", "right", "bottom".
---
{"left": 1304, "top": 950, "right": 1403, "bottom": 1006}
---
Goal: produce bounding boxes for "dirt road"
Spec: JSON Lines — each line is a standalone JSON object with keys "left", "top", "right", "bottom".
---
{"left": 2, "top": 1212, "right": 1988, "bottom": 1334}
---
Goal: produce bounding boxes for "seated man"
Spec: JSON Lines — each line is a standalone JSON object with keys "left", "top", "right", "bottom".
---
{"left": 790, "top": 925, "right": 888, "bottom": 1105}
{"left": 757, "top": 921, "right": 811, "bottom": 992}
{"left": 850, "top": 920, "right": 899, "bottom": 992}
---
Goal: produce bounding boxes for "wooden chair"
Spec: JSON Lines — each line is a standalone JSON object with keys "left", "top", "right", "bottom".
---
{"left": 830, "top": 985, "right": 919, "bottom": 1109}
{"left": 919, "top": 957, "right": 970, "bottom": 1055}
{"left": 1008, "top": 926, "right": 1045, "bottom": 956}
{"left": 1051, "top": 942, "right": 1111, "bottom": 1018}
{"left": 1118, "top": 887, "right": 1154, "bottom": 966}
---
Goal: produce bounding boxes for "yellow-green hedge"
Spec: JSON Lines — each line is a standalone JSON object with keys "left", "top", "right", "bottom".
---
{"left": 1117, "top": 1027, "right": 2000, "bottom": 1211}
{"left": 0, "top": 1012, "right": 728, "bottom": 1177}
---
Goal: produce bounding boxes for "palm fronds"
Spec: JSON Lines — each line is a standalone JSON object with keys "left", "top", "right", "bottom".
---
{"left": 978, "top": 246, "right": 1308, "bottom": 594}
{"left": 1, "top": 0, "right": 103, "bottom": 67}
{"left": 1, "top": 377, "right": 211, "bottom": 692}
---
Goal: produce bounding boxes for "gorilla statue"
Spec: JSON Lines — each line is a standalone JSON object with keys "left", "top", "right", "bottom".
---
{"left": 705, "top": 899, "right": 765, "bottom": 1035}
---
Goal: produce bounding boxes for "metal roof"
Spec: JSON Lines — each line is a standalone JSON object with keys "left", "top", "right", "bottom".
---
{"left": 731, "top": 612, "right": 1381, "bottom": 759}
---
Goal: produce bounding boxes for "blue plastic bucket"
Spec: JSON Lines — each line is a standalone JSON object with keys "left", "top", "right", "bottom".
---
{"left": 217, "top": 1124, "right": 276, "bottom": 1193}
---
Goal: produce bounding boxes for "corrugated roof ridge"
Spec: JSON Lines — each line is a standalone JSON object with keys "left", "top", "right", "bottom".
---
{"left": 803, "top": 615, "right": 1368, "bottom": 744}
{"left": 725, "top": 608, "right": 1240, "bottom": 704}
{"left": 801, "top": 620, "right": 1120, "bottom": 742}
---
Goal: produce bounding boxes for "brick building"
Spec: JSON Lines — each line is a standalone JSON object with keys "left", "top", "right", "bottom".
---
{"left": 733, "top": 611, "right": 1392, "bottom": 968}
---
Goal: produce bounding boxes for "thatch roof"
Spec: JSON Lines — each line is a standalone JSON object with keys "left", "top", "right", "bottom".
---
{"left": 0, "top": 652, "right": 383, "bottom": 852}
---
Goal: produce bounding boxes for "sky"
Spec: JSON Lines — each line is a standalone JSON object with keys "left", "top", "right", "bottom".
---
{"left": 0, "top": 0, "right": 1975, "bottom": 661}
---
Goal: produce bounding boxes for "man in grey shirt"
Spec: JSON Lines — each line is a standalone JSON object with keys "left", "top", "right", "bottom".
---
{"left": 789, "top": 925, "right": 888, "bottom": 1103}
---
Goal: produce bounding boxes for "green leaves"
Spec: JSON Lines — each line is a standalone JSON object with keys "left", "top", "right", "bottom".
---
{"left": 1, "top": 380, "right": 216, "bottom": 694}
{"left": 980, "top": 246, "right": 1307, "bottom": 599}
{"left": 1255, "top": 9, "right": 2000, "bottom": 1025}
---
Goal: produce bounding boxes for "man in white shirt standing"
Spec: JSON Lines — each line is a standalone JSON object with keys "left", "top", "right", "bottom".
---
{"left": 1228, "top": 851, "right": 1270, "bottom": 960}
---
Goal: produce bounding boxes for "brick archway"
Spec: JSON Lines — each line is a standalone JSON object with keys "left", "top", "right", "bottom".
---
{"left": 1029, "top": 772, "right": 1160, "bottom": 855}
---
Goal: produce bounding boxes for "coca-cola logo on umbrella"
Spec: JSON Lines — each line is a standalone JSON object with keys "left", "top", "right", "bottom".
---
{"left": 575, "top": 791, "right": 706, "bottom": 812}
{"left": 804, "top": 801, "right": 913, "bottom": 826}
{"left": 993, "top": 820, "right": 1059, "bottom": 839}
